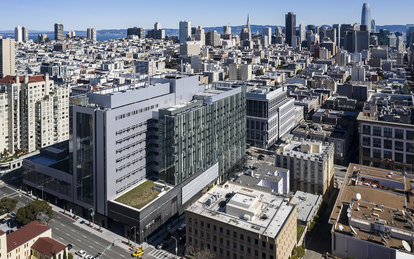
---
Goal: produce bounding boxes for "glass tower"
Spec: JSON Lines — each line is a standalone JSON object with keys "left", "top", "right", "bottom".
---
{"left": 361, "top": 3, "right": 371, "bottom": 32}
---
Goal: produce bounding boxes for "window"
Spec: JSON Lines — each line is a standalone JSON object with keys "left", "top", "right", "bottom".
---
{"left": 395, "top": 129, "right": 404, "bottom": 139}
{"left": 373, "top": 149, "right": 381, "bottom": 159}
{"left": 362, "top": 137, "right": 371, "bottom": 146}
{"left": 407, "top": 143, "right": 414, "bottom": 153}
{"left": 255, "top": 239, "right": 258, "bottom": 245}
{"left": 247, "top": 247, "right": 251, "bottom": 254}
{"left": 233, "top": 242, "right": 237, "bottom": 249}
{"left": 363, "top": 125, "right": 371, "bottom": 135}
{"left": 384, "top": 151, "right": 392, "bottom": 159}
{"left": 395, "top": 152, "right": 403, "bottom": 163}
{"left": 395, "top": 141, "right": 404, "bottom": 151}
{"left": 270, "top": 244, "right": 274, "bottom": 250}
{"left": 384, "top": 140, "right": 392, "bottom": 150}
{"left": 233, "top": 232, "right": 237, "bottom": 238}
{"left": 363, "top": 148, "right": 371, "bottom": 157}
{"left": 220, "top": 227, "right": 223, "bottom": 233}
{"left": 247, "top": 236, "right": 251, "bottom": 243}
{"left": 207, "top": 223, "right": 210, "bottom": 229}
{"left": 262, "top": 241, "right": 266, "bottom": 248}
{"left": 384, "top": 128, "right": 392, "bottom": 138}
{"left": 373, "top": 138, "right": 381, "bottom": 148}
{"left": 373, "top": 126, "right": 381, "bottom": 136}
{"left": 240, "top": 234, "right": 244, "bottom": 241}
{"left": 407, "top": 154, "right": 414, "bottom": 163}
{"left": 407, "top": 131, "right": 414, "bottom": 141}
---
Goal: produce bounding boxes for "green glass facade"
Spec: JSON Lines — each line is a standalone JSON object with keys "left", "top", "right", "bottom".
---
{"left": 158, "top": 87, "right": 246, "bottom": 185}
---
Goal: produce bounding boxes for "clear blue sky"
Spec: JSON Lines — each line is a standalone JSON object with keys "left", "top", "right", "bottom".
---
{"left": 1, "top": 0, "right": 412, "bottom": 30}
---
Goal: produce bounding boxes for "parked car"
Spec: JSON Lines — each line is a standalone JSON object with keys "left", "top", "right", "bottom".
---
{"left": 177, "top": 223, "right": 186, "bottom": 234}
{"left": 75, "top": 249, "right": 87, "bottom": 258}
{"left": 131, "top": 250, "right": 144, "bottom": 257}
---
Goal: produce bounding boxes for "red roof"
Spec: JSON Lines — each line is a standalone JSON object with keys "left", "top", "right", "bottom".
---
{"left": 7, "top": 221, "right": 50, "bottom": 252}
{"left": 0, "top": 75, "right": 46, "bottom": 84}
{"left": 31, "top": 237, "right": 66, "bottom": 257}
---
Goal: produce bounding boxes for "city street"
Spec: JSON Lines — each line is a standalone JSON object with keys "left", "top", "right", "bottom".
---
{"left": 0, "top": 182, "right": 131, "bottom": 259}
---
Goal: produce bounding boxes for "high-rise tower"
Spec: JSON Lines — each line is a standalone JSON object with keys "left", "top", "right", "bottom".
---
{"left": 361, "top": 3, "right": 371, "bottom": 32}
{"left": 285, "top": 12, "right": 296, "bottom": 46}
{"left": 54, "top": 23, "right": 64, "bottom": 41}
{"left": 247, "top": 14, "right": 252, "bottom": 41}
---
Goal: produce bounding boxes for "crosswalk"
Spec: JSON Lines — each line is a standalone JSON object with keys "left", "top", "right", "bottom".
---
{"left": 147, "top": 249, "right": 176, "bottom": 259}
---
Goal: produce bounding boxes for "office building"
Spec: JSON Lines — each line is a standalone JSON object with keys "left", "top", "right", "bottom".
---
{"left": 66, "top": 30, "right": 76, "bottom": 38}
{"left": 22, "top": 26, "right": 28, "bottom": 42}
{"left": 0, "top": 38, "right": 15, "bottom": 78}
{"left": 15, "top": 25, "right": 22, "bottom": 43}
{"left": 205, "top": 30, "right": 220, "bottom": 47}
{"left": 228, "top": 63, "right": 252, "bottom": 81}
{"left": 262, "top": 27, "right": 272, "bottom": 46}
{"left": 333, "top": 24, "right": 340, "bottom": 46}
{"left": 180, "top": 41, "right": 201, "bottom": 56}
{"left": 87, "top": 27, "right": 97, "bottom": 41}
{"left": 223, "top": 25, "right": 231, "bottom": 36}
{"left": 127, "top": 27, "right": 145, "bottom": 39}
{"left": 275, "top": 139, "right": 335, "bottom": 195}
{"left": 358, "top": 93, "right": 414, "bottom": 173}
{"left": 246, "top": 86, "right": 296, "bottom": 148}
{"left": 407, "top": 24, "right": 414, "bottom": 48}
{"left": 186, "top": 182, "right": 297, "bottom": 259}
{"left": 147, "top": 22, "right": 165, "bottom": 40}
{"left": 361, "top": 3, "right": 372, "bottom": 32}
{"left": 179, "top": 21, "right": 191, "bottom": 43}
{"left": 285, "top": 12, "right": 296, "bottom": 46}
{"left": 37, "top": 34, "right": 47, "bottom": 43}
{"left": 54, "top": 23, "right": 64, "bottom": 41}
{"left": 192, "top": 26, "right": 205, "bottom": 44}
{"left": 329, "top": 164, "right": 414, "bottom": 259}
{"left": 291, "top": 191, "right": 322, "bottom": 226}
{"left": 299, "top": 23, "right": 306, "bottom": 43}
{"left": 0, "top": 75, "right": 69, "bottom": 154}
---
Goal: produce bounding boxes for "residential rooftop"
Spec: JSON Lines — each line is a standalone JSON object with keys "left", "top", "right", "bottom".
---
{"left": 291, "top": 191, "right": 323, "bottom": 223}
{"left": 329, "top": 164, "right": 414, "bottom": 253}
{"left": 276, "top": 139, "right": 333, "bottom": 161}
{"left": 186, "top": 182, "right": 295, "bottom": 238}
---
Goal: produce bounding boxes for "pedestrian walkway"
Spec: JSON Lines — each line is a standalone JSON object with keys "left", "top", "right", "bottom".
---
{"left": 146, "top": 248, "right": 178, "bottom": 259}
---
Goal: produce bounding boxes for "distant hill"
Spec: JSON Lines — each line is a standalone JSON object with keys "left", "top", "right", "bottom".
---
{"left": 0, "top": 24, "right": 408, "bottom": 40}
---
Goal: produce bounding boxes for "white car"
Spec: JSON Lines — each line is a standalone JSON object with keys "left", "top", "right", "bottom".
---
{"left": 75, "top": 250, "right": 87, "bottom": 258}
{"left": 85, "top": 255, "right": 95, "bottom": 259}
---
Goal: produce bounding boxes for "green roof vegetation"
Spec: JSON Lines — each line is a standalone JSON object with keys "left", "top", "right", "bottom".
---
{"left": 115, "top": 180, "right": 161, "bottom": 209}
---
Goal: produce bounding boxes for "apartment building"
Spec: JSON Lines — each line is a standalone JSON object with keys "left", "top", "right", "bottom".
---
{"left": 0, "top": 75, "right": 69, "bottom": 154}
{"left": 246, "top": 86, "right": 296, "bottom": 149}
{"left": 275, "top": 139, "right": 334, "bottom": 195}
{"left": 0, "top": 38, "right": 15, "bottom": 78}
{"left": 358, "top": 93, "right": 414, "bottom": 173}
{"left": 186, "top": 182, "right": 297, "bottom": 259}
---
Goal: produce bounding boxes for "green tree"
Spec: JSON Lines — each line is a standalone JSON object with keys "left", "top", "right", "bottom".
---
{"left": 16, "top": 200, "right": 53, "bottom": 225}
{"left": 255, "top": 69, "right": 264, "bottom": 76}
{"left": 63, "top": 250, "right": 67, "bottom": 259}
{"left": 68, "top": 253, "right": 73, "bottom": 259}
{"left": 345, "top": 75, "right": 352, "bottom": 82}
{"left": 53, "top": 251, "right": 57, "bottom": 259}
{"left": 0, "top": 197, "right": 18, "bottom": 215}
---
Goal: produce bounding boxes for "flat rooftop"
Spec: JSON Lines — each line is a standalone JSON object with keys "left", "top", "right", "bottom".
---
{"left": 114, "top": 179, "right": 172, "bottom": 210}
{"left": 329, "top": 164, "right": 414, "bottom": 252}
{"left": 186, "top": 182, "right": 295, "bottom": 238}
{"left": 276, "top": 140, "right": 332, "bottom": 161}
{"left": 291, "top": 191, "right": 322, "bottom": 223}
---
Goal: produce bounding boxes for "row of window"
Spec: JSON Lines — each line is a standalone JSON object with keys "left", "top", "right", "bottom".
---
{"left": 116, "top": 176, "right": 145, "bottom": 194}
{"left": 115, "top": 104, "right": 159, "bottom": 120}
{"left": 189, "top": 237, "right": 274, "bottom": 259}
{"left": 116, "top": 155, "right": 146, "bottom": 172}
{"left": 362, "top": 147, "right": 414, "bottom": 162}
{"left": 115, "top": 121, "right": 147, "bottom": 135}
{"left": 362, "top": 125, "right": 414, "bottom": 140}
{"left": 116, "top": 147, "right": 145, "bottom": 163}
{"left": 116, "top": 164, "right": 147, "bottom": 183}
{"left": 115, "top": 130, "right": 147, "bottom": 145}
{"left": 362, "top": 137, "right": 414, "bottom": 152}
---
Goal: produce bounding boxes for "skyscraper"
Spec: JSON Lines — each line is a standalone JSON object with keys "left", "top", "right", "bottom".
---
{"left": 247, "top": 14, "right": 252, "bottom": 41}
{"left": 406, "top": 24, "right": 414, "bottom": 48}
{"left": 22, "top": 27, "right": 29, "bottom": 42}
{"left": 87, "top": 28, "right": 97, "bottom": 41}
{"left": 54, "top": 23, "right": 64, "bottom": 41}
{"left": 361, "top": 3, "right": 371, "bottom": 32}
{"left": 179, "top": 21, "right": 191, "bottom": 43}
{"left": 15, "top": 26, "right": 22, "bottom": 43}
{"left": 262, "top": 27, "right": 272, "bottom": 46}
{"left": 299, "top": 23, "right": 306, "bottom": 43}
{"left": 0, "top": 38, "right": 15, "bottom": 78}
{"left": 285, "top": 12, "right": 296, "bottom": 46}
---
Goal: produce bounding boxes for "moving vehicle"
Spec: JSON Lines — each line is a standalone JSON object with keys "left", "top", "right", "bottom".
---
{"left": 75, "top": 249, "right": 87, "bottom": 257}
{"left": 131, "top": 250, "right": 144, "bottom": 257}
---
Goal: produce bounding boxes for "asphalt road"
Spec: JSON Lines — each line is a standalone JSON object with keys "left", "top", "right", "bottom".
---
{"left": 0, "top": 183, "right": 131, "bottom": 259}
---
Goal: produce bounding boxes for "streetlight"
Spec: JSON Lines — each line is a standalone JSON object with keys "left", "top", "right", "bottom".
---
{"left": 97, "top": 238, "right": 122, "bottom": 258}
{"left": 171, "top": 236, "right": 178, "bottom": 256}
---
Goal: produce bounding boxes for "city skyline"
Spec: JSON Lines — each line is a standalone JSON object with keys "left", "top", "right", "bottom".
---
{"left": 1, "top": 0, "right": 413, "bottom": 31}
